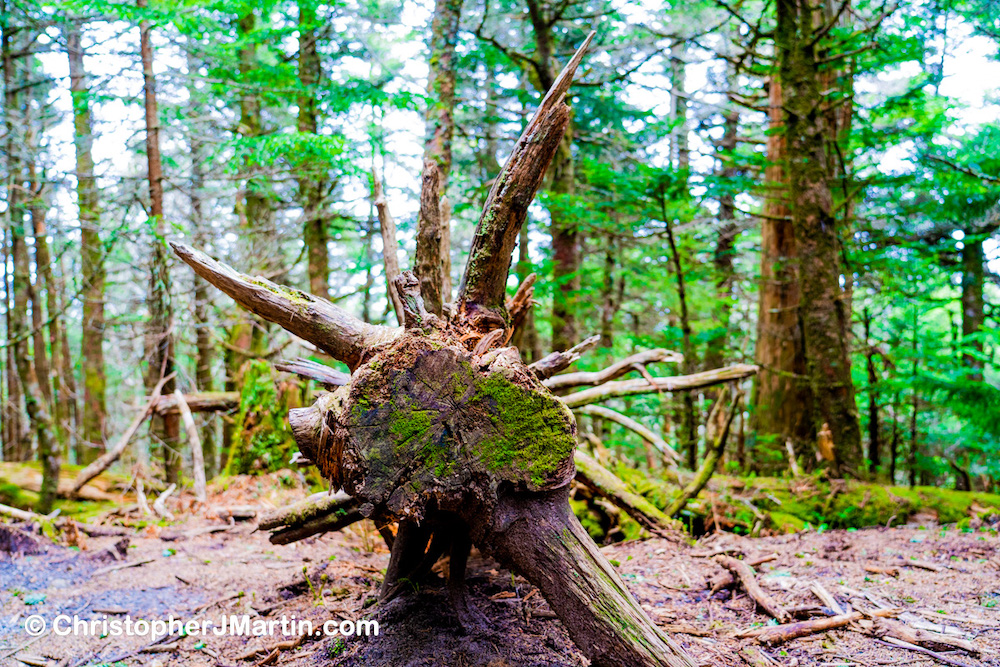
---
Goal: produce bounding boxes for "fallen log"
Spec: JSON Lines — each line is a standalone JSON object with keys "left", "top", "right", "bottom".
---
{"left": 259, "top": 491, "right": 354, "bottom": 531}
{"left": 574, "top": 451, "right": 680, "bottom": 538}
{"left": 545, "top": 348, "right": 683, "bottom": 391}
{"left": 152, "top": 391, "right": 239, "bottom": 415}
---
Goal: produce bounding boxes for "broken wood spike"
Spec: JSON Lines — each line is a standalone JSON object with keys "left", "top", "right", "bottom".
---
{"left": 274, "top": 358, "right": 349, "bottom": 389}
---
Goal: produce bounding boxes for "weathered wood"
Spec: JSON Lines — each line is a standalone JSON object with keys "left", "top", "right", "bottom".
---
{"left": 574, "top": 450, "right": 679, "bottom": 537}
{"left": 456, "top": 32, "right": 594, "bottom": 329}
{"left": 170, "top": 242, "right": 400, "bottom": 368}
{"left": 576, "top": 404, "right": 680, "bottom": 466}
{"left": 530, "top": 335, "right": 601, "bottom": 380}
{"left": 561, "top": 364, "right": 758, "bottom": 408}
{"left": 414, "top": 159, "right": 444, "bottom": 315}
{"left": 173, "top": 390, "right": 207, "bottom": 503}
{"left": 71, "top": 373, "right": 174, "bottom": 495}
{"left": 373, "top": 170, "right": 405, "bottom": 326}
{"left": 275, "top": 358, "right": 349, "bottom": 389}
{"left": 545, "top": 348, "right": 683, "bottom": 391}
{"left": 259, "top": 491, "right": 354, "bottom": 530}
{"left": 152, "top": 391, "right": 238, "bottom": 415}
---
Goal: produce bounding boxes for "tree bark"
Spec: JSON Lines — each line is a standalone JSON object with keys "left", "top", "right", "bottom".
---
{"left": 776, "top": 0, "right": 861, "bottom": 472}
{"left": 185, "top": 46, "right": 218, "bottom": 478}
{"left": 140, "top": 0, "right": 181, "bottom": 484}
{"left": 297, "top": 0, "right": 329, "bottom": 300}
{"left": 66, "top": 25, "right": 107, "bottom": 465}
{"left": 752, "top": 73, "right": 813, "bottom": 472}
{"left": 960, "top": 234, "right": 984, "bottom": 378}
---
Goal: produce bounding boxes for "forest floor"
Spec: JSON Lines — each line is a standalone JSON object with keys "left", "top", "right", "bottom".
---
{"left": 2, "top": 478, "right": 999, "bottom": 667}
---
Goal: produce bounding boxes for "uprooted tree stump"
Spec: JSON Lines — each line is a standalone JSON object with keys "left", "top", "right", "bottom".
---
{"left": 173, "top": 33, "right": 704, "bottom": 667}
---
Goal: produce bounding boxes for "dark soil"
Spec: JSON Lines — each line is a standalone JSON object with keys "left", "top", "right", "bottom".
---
{"left": 2, "top": 497, "right": 999, "bottom": 667}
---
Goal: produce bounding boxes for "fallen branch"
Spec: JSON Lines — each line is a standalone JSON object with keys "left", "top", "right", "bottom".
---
{"left": 259, "top": 491, "right": 354, "bottom": 531}
{"left": 876, "top": 617, "right": 979, "bottom": 654}
{"left": 714, "top": 555, "right": 789, "bottom": 622}
{"left": 173, "top": 390, "right": 206, "bottom": 504}
{"left": 529, "top": 335, "right": 600, "bottom": 380}
{"left": 575, "top": 404, "right": 680, "bottom": 466}
{"left": 876, "top": 637, "right": 976, "bottom": 667}
{"left": 664, "top": 390, "right": 740, "bottom": 518}
{"left": 71, "top": 373, "right": 174, "bottom": 495}
{"left": 152, "top": 390, "right": 239, "bottom": 415}
{"left": 560, "top": 364, "right": 758, "bottom": 408}
{"left": 152, "top": 484, "right": 176, "bottom": 520}
{"left": 544, "top": 348, "right": 683, "bottom": 391}
{"left": 0, "top": 502, "right": 38, "bottom": 522}
{"left": 738, "top": 608, "right": 897, "bottom": 644}
{"left": 573, "top": 450, "right": 679, "bottom": 538}
{"left": 91, "top": 557, "right": 156, "bottom": 577}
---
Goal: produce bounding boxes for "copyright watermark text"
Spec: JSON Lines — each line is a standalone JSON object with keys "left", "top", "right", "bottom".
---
{"left": 20, "top": 614, "right": 378, "bottom": 640}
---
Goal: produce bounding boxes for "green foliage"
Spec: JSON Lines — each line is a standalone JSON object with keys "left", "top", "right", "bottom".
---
{"left": 225, "top": 361, "right": 299, "bottom": 475}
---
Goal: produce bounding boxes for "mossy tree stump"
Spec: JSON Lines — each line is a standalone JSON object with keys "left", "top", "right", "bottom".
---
{"left": 173, "top": 32, "right": 696, "bottom": 667}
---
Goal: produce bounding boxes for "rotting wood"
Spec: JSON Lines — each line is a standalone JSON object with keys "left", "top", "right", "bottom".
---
{"left": 529, "top": 335, "right": 601, "bottom": 380}
{"left": 574, "top": 450, "right": 680, "bottom": 538}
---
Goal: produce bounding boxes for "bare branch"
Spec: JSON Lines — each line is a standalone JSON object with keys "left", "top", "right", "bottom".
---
{"left": 171, "top": 242, "right": 400, "bottom": 369}
{"left": 530, "top": 334, "right": 601, "bottom": 380}
{"left": 575, "top": 404, "right": 680, "bottom": 464}
{"left": 560, "top": 364, "right": 758, "bottom": 408}
{"left": 373, "top": 170, "right": 405, "bottom": 326}
{"left": 544, "top": 348, "right": 683, "bottom": 390}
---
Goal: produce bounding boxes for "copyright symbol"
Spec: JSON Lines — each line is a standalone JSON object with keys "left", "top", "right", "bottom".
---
{"left": 24, "top": 615, "right": 46, "bottom": 636}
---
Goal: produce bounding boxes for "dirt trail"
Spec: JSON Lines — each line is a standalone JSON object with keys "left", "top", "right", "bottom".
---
{"left": 2, "top": 514, "right": 998, "bottom": 667}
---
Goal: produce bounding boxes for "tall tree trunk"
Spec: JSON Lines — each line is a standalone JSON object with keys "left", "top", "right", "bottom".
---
{"left": 3, "top": 20, "right": 28, "bottom": 462}
{"left": 27, "top": 159, "right": 67, "bottom": 454}
{"left": 775, "top": 0, "right": 861, "bottom": 473}
{"left": 297, "top": 0, "right": 329, "bottom": 300}
{"left": 139, "top": 0, "right": 181, "bottom": 484}
{"left": 705, "top": 85, "right": 738, "bottom": 371}
{"left": 863, "top": 309, "right": 879, "bottom": 473}
{"left": 66, "top": 25, "right": 107, "bottom": 465}
{"left": 185, "top": 48, "right": 218, "bottom": 478}
{"left": 660, "top": 193, "right": 697, "bottom": 468}
{"left": 908, "top": 307, "right": 918, "bottom": 487}
{"left": 751, "top": 74, "right": 813, "bottom": 472}
{"left": 960, "top": 234, "right": 984, "bottom": 378}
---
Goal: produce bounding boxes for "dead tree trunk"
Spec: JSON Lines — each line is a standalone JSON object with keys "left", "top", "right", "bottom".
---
{"left": 174, "top": 34, "right": 696, "bottom": 667}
